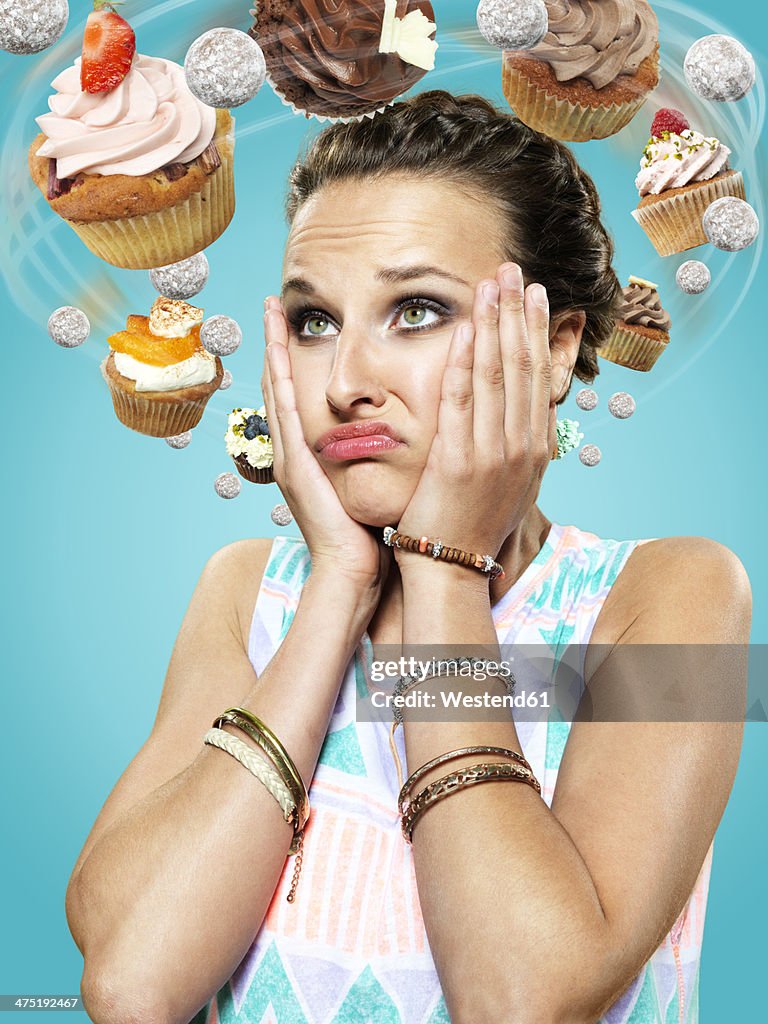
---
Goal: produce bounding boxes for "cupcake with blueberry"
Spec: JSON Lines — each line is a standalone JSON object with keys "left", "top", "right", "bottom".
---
{"left": 226, "top": 406, "right": 275, "bottom": 483}
{"left": 631, "top": 108, "right": 746, "bottom": 257}
{"left": 102, "top": 297, "right": 223, "bottom": 436}
{"left": 28, "top": 2, "right": 235, "bottom": 270}
{"left": 599, "top": 275, "right": 671, "bottom": 372}
{"left": 248, "top": 0, "right": 438, "bottom": 123}
{"left": 502, "top": 0, "right": 659, "bottom": 142}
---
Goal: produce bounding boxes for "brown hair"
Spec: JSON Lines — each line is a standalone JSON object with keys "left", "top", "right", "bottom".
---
{"left": 285, "top": 90, "right": 620, "bottom": 402}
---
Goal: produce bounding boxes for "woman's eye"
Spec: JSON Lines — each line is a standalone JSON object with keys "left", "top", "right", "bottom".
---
{"left": 301, "top": 314, "right": 337, "bottom": 337}
{"left": 394, "top": 302, "right": 442, "bottom": 331}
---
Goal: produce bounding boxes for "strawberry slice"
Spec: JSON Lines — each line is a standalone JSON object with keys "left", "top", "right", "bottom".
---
{"left": 80, "top": 1, "right": 136, "bottom": 94}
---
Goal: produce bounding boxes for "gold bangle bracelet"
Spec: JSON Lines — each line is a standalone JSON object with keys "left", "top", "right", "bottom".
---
{"left": 402, "top": 761, "right": 541, "bottom": 843}
{"left": 214, "top": 710, "right": 309, "bottom": 832}
{"left": 215, "top": 706, "right": 310, "bottom": 830}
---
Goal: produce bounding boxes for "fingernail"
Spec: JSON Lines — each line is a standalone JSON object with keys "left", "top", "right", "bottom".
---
{"left": 264, "top": 297, "right": 270, "bottom": 310}
{"left": 531, "top": 284, "right": 548, "bottom": 309}
{"left": 483, "top": 281, "right": 500, "bottom": 305}
{"left": 501, "top": 264, "right": 522, "bottom": 290}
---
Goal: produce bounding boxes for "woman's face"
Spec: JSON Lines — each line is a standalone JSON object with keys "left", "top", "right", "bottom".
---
{"left": 280, "top": 174, "right": 528, "bottom": 528}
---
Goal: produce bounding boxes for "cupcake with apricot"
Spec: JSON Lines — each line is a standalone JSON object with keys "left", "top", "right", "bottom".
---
{"left": 225, "top": 406, "right": 275, "bottom": 483}
{"left": 631, "top": 107, "right": 746, "bottom": 257}
{"left": 599, "top": 275, "right": 671, "bottom": 372}
{"left": 502, "top": 0, "right": 659, "bottom": 141}
{"left": 28, "top": 3, "right": 235, "bottom": 269}
{"left": 102, "top": 297, "right": 223, "bottom": 436}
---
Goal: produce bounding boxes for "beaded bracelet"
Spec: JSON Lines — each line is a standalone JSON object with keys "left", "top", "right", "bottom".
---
{"left": 401, "top": 760, "right": 542, "bottom": 843}
{"left": 383, "top": 526, "right": 505, "bottom": 582}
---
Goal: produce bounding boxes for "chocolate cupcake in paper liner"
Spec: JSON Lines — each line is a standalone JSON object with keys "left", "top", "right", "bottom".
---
{"left": 248, "top": 0, "right": 438, "bottom": 123}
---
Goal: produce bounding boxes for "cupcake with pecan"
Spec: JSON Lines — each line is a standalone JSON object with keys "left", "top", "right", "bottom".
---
{"left": 226, "top": 406, "right": 275, "bottom": 483}
{"left": 599, "top": 275, "right": 671, "bottom": 372}
{"left": 249, "top": 0, "right": 438, "bottom": 122}
{"left": 102, "top": 297, "right": 223, "bottom": 436}
{"left": 28, "top": 4, "right": 235, "bottom": 269}
{"left": 502, "top": 0, "right": 659, "bottom": 141}
{"left": 631, "top": 108, "right": 746, "bottom": 257}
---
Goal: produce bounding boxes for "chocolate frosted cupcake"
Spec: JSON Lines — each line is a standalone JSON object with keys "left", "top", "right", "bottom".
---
{"left": 502, "top": 0, "right": 659, "bottom": 141}
{"left": 226, "top": 406, "right": 275, "bottom": 483}
{"left": 249, "top": 0, "right": 438, "bottom": 122}
{"left": 599, "top": 275, "right": 671, "bottom": 372}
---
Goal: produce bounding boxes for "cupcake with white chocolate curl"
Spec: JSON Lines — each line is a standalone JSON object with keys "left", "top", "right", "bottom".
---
{"left": 599, "top": 275, "right": 671, "bottom": 372}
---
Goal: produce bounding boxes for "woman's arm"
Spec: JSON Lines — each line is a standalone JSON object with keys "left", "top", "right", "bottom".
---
{"left": 71, "top": 542, "right": 377, "bottom": 1024}
{"left": 396, "top": 535, "right": 751, "bottom": 1024}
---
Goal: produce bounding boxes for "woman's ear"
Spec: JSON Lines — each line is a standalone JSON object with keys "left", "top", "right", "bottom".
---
{"left": 549, "top": 310, "right": 586, "bottom": 403}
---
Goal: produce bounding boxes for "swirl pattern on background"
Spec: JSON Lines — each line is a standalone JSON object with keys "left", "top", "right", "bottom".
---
{"left": 524, "top": 0, "right": 659, "bottom": 89}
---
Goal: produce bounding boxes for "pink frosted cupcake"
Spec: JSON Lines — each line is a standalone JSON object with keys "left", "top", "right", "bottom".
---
{"left": 631, "top": 107, "right": 746, "bottom": 257}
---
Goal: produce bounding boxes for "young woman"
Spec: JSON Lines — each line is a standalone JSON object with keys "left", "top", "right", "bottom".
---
{"left": 68, "top": 92, "right": 750, "bottom": 1024}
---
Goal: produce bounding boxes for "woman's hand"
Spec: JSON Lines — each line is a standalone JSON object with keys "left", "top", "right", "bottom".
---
{"left": 393, "top": 262, "right": 557, "bottom": 570}
{"left": 261, "top": 296, "right": 391, "bottom": 595}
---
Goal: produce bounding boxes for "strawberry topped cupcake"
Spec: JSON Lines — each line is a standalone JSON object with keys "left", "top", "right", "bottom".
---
{"left": 28, "top": 2, "right": 235, "bottom": 269}
{"left": 102, "top": 296, "right": 223, "bottom": 436}
{"left": 631, "top": 107, "right": 746, "bottom": 257}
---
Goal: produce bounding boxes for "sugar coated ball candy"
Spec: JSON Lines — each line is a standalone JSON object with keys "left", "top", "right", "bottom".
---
{"left": 607, "top": 392, "right": 636, "bottom": 419}
{"left": 702, "top": 197, "right": 759, "bottom": 252}
{"left": 575, "top": 389, "right": 598, "bottom": 411}
{"left": 271, "top": 503, "right": 294, "bottom": 526}
{"left": 149, "top": 253, "right": 209, "bottom": 300}
{"left": 215, "top": 472, "right": 241, "bottom": 499}
{"left": 201, "top": 315, "right": 242, "bottom": 356}
{"left": 579, "top": 444, "right": 601, "bottom": 467}
{"left": 165, "top": 432, "right": 192, "bottom": 449}
{"left": 675, "top": 261, "right": 711, "bottom": 294}
{"left": 476, "top": 0, "right": 548, "bottom": 50}
{"left": 184, "top": 28, "right": 266, "bottom": 108}
{"left": 684, "top": 35, "right": 755, "bottom": 102}
{"left": 0, "top": 0, "right": 68, "bottom": 55}
{"left": 48, "top": 305, "right": 90, "bottom": 347}
{"left": 219, "top": 369, "right": 233, "bottom": 391}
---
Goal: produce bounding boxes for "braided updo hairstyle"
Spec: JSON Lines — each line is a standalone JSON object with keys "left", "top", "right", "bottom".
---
{"left": 285, "top": 90, "right": 620, "bottom": 403}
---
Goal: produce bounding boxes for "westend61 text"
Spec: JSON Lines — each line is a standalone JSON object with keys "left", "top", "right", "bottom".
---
{"left": 372, "top": 690, "right": 551, "bottom": 711}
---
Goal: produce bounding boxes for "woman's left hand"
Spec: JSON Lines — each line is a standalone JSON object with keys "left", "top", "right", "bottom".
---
{"left": 393, "top": 262, "right": 557, "bottom": 569}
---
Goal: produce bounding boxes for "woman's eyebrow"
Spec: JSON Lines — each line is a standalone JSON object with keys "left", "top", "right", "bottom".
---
{"left": 281, "top": 264, "right": 470, "bottom": 300}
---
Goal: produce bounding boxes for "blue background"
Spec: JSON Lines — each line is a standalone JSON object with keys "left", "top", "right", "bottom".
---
{"left": 1, "top": 0, "right": 765, "bottom": 1020}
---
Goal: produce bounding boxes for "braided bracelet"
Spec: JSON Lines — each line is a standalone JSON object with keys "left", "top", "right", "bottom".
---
{"left": 383, "top": 526, "right": 505, "bottom": 582}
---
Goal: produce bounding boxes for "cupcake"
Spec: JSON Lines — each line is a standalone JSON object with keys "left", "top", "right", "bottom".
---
{"left": 248, "top": 0, "right": 438, "bottom": 123}
{"left": 226, "top": 406, "right": 275, "bottom": 483}
{"left": 599, "top": 275, "right": 671, "bottom": 372}
{"left": 28, "top": 5, "right": 235, "bottom": 270}
{"left": 501, "top": 0, "right": 659, "bottom": 142}
{"left": 101, "top": 297, "right": 223, "bottom": 436}
{"left": 631, "top": 108, "right": 746, "bottom": 258}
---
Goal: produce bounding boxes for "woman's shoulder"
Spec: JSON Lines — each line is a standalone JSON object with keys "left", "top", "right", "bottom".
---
{"left": 591, "top": 534, "right": 752, "bottom": 646}
{"left": 199, "top": 537, "right": 282, "bottom": 651}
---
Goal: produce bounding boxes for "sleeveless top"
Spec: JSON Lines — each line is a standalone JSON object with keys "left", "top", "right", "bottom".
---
{"left": 192, "top": 521, "right": 713, "bottom": 1024}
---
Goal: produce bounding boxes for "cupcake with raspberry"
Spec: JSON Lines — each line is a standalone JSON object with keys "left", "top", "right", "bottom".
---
{"left": 249, "top": 0, "right": 438, "bottom": 123}
{"left": 631, "top": 108, "right": 746, "bottom": 257}
{"left": 226, "top": 406, "right": 275, "bottom": 483}
{"left": 502, "top": 0, "right": 659, "bottom": 142}
{"left": 28, "top": 2, "right": 235, "bottom": 270}
{"left": 102, "top": 297, "right": 223, "bottom": 436}
{"left": 599, "top": 275, "right": 671, "bottom": 372}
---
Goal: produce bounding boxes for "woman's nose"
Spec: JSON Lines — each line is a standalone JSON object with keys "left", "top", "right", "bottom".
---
{"left": 324, "top": 323, "right": 388, "bottom": 412}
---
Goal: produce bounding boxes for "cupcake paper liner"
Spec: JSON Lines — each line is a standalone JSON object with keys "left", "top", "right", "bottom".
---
{"left": 65, "top": 133, "right": 236, "bottom": 270}
{"left": 263, "top": 65, "right": 397, "bottom": 124}
{"left": 631, "top": 171, "right": 746, "bottom": 258}
{"left": 233, "top": 452, "right": 275, "bottom": 484}
{"left": 501, "top": 58, "right": 649, "bottom": 142}
{"left": 598, "top": 324, "right": 668, "bottom": 372}
{"left": 101, "top": 355, "right": 223, "bottom": 437}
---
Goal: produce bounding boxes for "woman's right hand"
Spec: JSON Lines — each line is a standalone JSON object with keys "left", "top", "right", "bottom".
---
{"left": 261, "top": 296, "right": 392, "bottom": 597}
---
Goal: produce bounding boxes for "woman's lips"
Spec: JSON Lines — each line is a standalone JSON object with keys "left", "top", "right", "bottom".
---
{"left": 320, "top": 435, "right": 405, "bottom": 462}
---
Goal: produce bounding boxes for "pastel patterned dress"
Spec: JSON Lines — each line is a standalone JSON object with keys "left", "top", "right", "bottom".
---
{"left": 192, "top": 521, "right": 712, "bottom": 1024}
